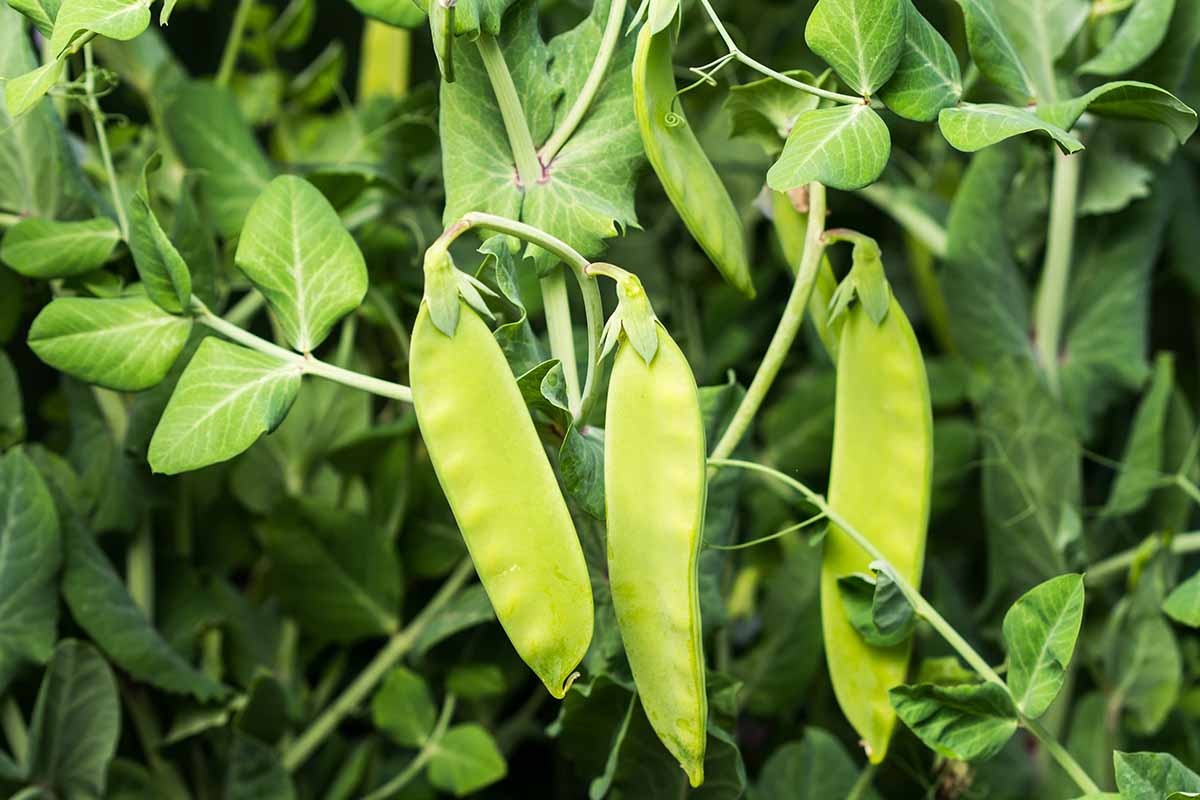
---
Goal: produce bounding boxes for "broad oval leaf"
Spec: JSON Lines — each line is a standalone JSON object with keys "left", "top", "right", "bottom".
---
{"left": 951, "top": 0, "right": 1034, "bottom": 100}
{"left": 128, "top": 154, "right": 191, "bottom": 313}
{"left": 1002, "top": 573, "right": 1085, "bottom": 718}
{"left": 889, "top": 682, "right": 1019, "bottom": 762}
{"left": 27, "top": 640, "right": 120, "bottom": 799}
{"left": 938, "top": 104, "right": 1083, "bottom": 153}
{"left": 28, "top": 295, "right": 193, "bottom": 392}
{"left": 8, "top": 0, "right": 61, "bottom": 34}
{"left": 3, "top": 58, "right": 65, "bottom": 118}
{"left": 235, "top": 175, "right": 368, "bottom": 353}
{"left": 804, "top": 0, "right": 906, "bottom": 97}
{"left": 1163, "top": 570, "right": 1200, "bottom": 627}
{"left": 147, "top": 337, "right": 303, "bottom": 475}
{"left": 1037, "top": 81, "right": 1198, "bottom": 144}
{"left": 162, "top": 80, "right": 274, "bottom": 238}
{"left": 372, "top": 667, "right": 437, "bottom": 747}
{"left": 1079, "top": 0, "right": 1176, "bottom": 77}
{"left": 48, "top": 0, "right": 153, "bottom": 57}
{"left": 0, "top": 449, "right": 61, "bottom": 670}
{"left": 1115, "top": 751, "right": 1200, "bottom": 800}
{"left": 427, "top": 724, "right": 508, "bottom": 796}
{"left": 766, "top": 104, "right": 891, "bottom": 192}
{"left": 1, "top": 217, "right": 121, "bottom": 278}
{"left": 878, "top": 0, "right": 962, "bottom": 121}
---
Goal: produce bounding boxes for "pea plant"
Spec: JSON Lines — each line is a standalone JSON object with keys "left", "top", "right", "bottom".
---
{"left": 0, "top": 0, "right": 1198, "bottom": 795}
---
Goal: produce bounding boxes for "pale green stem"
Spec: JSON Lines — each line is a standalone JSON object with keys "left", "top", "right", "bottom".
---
{"left": 434, "top": 212, "right": 605, "bottom": 422}
{"left": 1176, "top": 475, "right": 1200, "bottom": 506}
{"left": 847, "top": 763, "right": 878, "bottom": 800}
{"left": 1085, "top": 531, "right": 1200, "bottom": 587}
{"left": 539, "top": 0, "right": 627, "bottom": 164}
{"left": 83, "top": 44, "right": 129, "bottom": 240}
{"left": 706, "top": 512, "right": 826, "bottom": 550}
{"left": 696, "top": 0, "right": 866, "bottom": 105}
{"left": 1, "top": 698, "right": 27, "bottom": 767}
{"left": 216, "top": 0, "right": 255, "bottom": 87}
{"left": 283, "top": 560, "right": 474, "bottom": 771}
{"left": 476, "top": 34, "right": 543, "bottom": 188}
{"left": 361, "top": 695, "right": 458, "bottom": 800}
{"left": 223, "top": 291, "right": 265, "bottom": 327}
{"left": 709, "top": 182, "right": 827, "bottom": 461}
{"left": 707, "top": 458, "right": 1104, "bottom": 797}
{"left": 541, "top": 270, "right": 582, "bottom": 415}
{"left": 1033, "top": 149, "right": 1082, "bottom": 396}
{"left": 191, "top": 298, "right": 415, "bottom": 403}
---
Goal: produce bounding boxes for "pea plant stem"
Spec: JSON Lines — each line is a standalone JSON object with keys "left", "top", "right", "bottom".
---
{"left": 695, "top": 0, "right": 865, "bottom": 105}
{"left": 436, "top": 212, "right": 605, "bottom": 422}
{"left": 1085, "top": 530, "right": 1200, "bottom": 587}
{"left": 1033, "top": 149, "right": 1083, "bottom": 396}
{"left": 539, "top": 0, "right": 627, "bottom": 164}
{"left": 709, "top": 182, "right": 827, "bottom": 461}
{"left": 541, "top": 270, "right": 583, "bottom": 414}
{"left": 283, "top": 560, "right": 475, "bottom": 772}
{"left": 83, "top": 44, "right": 129, "bottom": 241}
{"left": 476, "top": 34, "right": 544, "bottom": 188}
{"left": 362, "top": 695, "right": 459, "bottom": 800}
{"left": 707, "top": 457, "right": 1104, "bottom": 796}
{"left": 216, "top": 0, "right": 255, "bottom": 87}
{"left": 191, "top": 299, "right": 416, "bottom": 403}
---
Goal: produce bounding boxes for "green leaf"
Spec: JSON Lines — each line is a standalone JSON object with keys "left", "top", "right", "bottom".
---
{"left": 938, "top": 104, "right": 1084, "bottom": 153}
{"left": 950, "top": 0, "right": 1035, "bottom": 99}
{"left": 348, "top": 0, "right": 426, "bottom": 27}
{"left": 427, "top": 724, "right": 508, "bottom": 796}
{"left": 976, "top": 358, "right": 1081, "bottom": 597}
{"left": 4, "top": 58, "right": 65, "bottom": 118}
{"left": 754, "top": 728, "right": 880, "bottom": 800}
{"left": 1105, "top": 598, "right": 1181, "bottom": 734}
{"left": 1080, "top": 0, "right": 1176, "bottom": 76}
{"left": 766, "top": 105, "right": 891, "bottom": 192}
{"left": 373, "top": 667, "right": 437, "bottom": 747}
{"left": 27, "top": 640, "right": 120, "bottom": 799}
{"left": 837, "top": 569, "right": 916, "bottom": 647}
{"left": 8, "top": 0, "right": 61, "bottom": 34}
{"left": 48, "top": 0, "right": 152, "bottom": 57}
{"left": 0, "top": 217, "right": 120, "bottom": 278}
{"left": 725, "top": 70, "right": 825, "bottom": 155}
{"left": 0, "top": 352, "right": 24, "bottom": 447}
{"left": 1114, "top": 751, "right": 1200, "bottom": 800}
{"left": 992, "top": 0, "right": 1088, "bottom": 102}
{"left": 226, "top": 732, "right": 296, "bottom": 800}
{"left": 162, "top": 80, "right": 274, "bottom": 238}
{"left": 442, "top": 0, "right": 641, "bottom": 264}
{"left": 128, "top": 154, "right": 191, "bottom": 313}
{"left": 804, "top": 0, "right": 906, "bottom": 96}
{"left": 1002, "top": 573, "right": 1085, "bottom": 718}
{"left": 1037, "top": 81, "right": 1197, "bottom": 143}
{"left": 58, "top": 511, "right": 228, "bottom": 701}
{"left": 1131, "top": 0, "right": 1200, "bottom": 90}
{"left": 0, "top": 449, "right": 61, "bottom": 670}
{"left": 28, "top": 295, "right": 193, "bottom": 392}
{"left": 258, "top": 503, "right": 401, "bottom": 642}
{"left": 410, "top": 584, "right": 496, "bottom": 657}
{"left": 877, "top": 0, "right": 962, "bottom": 121}
{"left": 1163, "top": 570, "right": 1200, "bottom": 627}
{"left": 889, "top": 682, "right": 1019, "bottom": 762}
{"left": 412, "top": 0, "right": 514, "bottom": 40}
{"left": 0, "top": 6, "right": 90, "bottom": 220}
{"left": 1102, "top": 353, "right": 1174, "bottom": 517}
{"left": 372, "top": 666, "right": 439, "bottom": 748}
{"left": 147, "top": 338, "right": 302, "bottom": 475}
{"left": 942, "top": 145, "right": 1032, "bottom": 366}
{"left": 235, "top": 175, "right": 368, "bottom": 352}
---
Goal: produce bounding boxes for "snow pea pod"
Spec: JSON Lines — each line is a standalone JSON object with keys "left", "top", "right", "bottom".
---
{"left": 410, "top": 301, "right": 593, "bottom": 699}
{"left": 633, "top": 15, "right": 754, "bottom": 298}
{"left": 605, "top": 321, "right": 708, "bottom": 787}
{"left": 821, "top": 295, "right": 932, "bottom": 763}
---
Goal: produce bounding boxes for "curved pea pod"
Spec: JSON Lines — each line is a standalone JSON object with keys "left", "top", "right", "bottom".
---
{"left": 410, "top": 301, "right": 593, "bottom": 699}
{"left": 605, "top": 323, "right": 708, "bottom": 787}
{"left": 633, "top": 18, "right": 754, "bottom": 298}
{"left": 821, "top": 296, "right": 932, "bottom": 763}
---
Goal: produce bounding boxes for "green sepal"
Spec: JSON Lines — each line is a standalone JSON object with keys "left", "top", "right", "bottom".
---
{"left": 423, "top": 242, "right": 498, "bottom": 337}
{"left": 596, "top": 266, "right": 658, "bottom": 365}
{"left": 826, "top": 230, "right": 891, "bottom": 327}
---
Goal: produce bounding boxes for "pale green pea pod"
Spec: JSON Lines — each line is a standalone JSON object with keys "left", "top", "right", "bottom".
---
{"left": 605, "top": 319, "right": 708, "bottom": 787}
{"left": 410, "top": 300, "right": 593, "bottom": 698}
{"left": 633, "top": 13, "right": 754, "bottom": 298}
{"left": 821, "top": 295, "right": 932, "bottom": 763}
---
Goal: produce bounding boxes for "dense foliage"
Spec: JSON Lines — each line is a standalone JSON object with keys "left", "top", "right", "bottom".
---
{"left": 1, "top": 0, "right": 1199, "bottom": 797}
